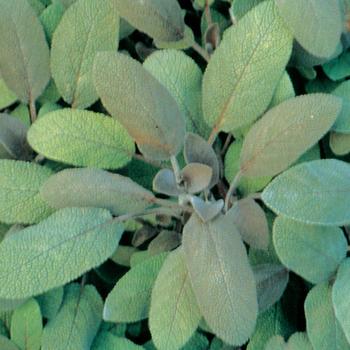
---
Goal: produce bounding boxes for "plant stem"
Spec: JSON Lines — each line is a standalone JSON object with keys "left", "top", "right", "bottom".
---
{"left": 220, "top": 134, "right": 232, "bottom": 156}
{"left": 207, "top": 125, "right": 218, "bottom": 145}
{"left": 192, "top": 42, "right": 210, "bottom": 63}
{"left": 246, "top": 192, "right": 262, "bottom": 201}
{"left": 154, "top": 197, "right": 193, "bottom": 214}
{"left": 170, "top": 155, "right": 182, "bottom": 184}
{"left": 204, "top": 0, "right": 213, "bottom": 26}
{"left": 29, "top": 98, "right": 37, "bottom": 124}
{"left": 224, "top": 170, "right": 242, "bottom": 212}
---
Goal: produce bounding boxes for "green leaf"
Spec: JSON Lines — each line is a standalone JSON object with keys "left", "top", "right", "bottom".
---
{"left": 262, "top": 159, "right": 350, "bottom": 225}
{"left": 27, "top": 109, "right": 134, "bottom": 169}
{"left": 227, "top": 198, "right": 269, "bottom": 250}
{"left": 115, "top": 0, "right": 184, "bottom": 42}
{"left": 36, "top": 287, "right": 64, "bottom": 320}
{"left": 276, "top": 0, "right": 342, "bottom": 58}
{"left": 0, "top": 0, "right": 50, "bottom": 103}
{"left": 51, "top": 0, "right": 119, "bottom": 109}
{"left": 323, "top": 50, "right": 350, "bottom": 81}
{"left": 240, "top": 94, "right": 342, "bottom": 177}
{"left": 269, "top": 71, "right": 295, "bottom": 108}
{"left": 330, "top": 132, "right": 350, "bottom": 155}
{"left": 184, "top": 133, "right": 219, "bottom": 188}
{"left": 0, "top": 114, "right": 31, "bottom": 161}
{"left": 143, "top": 50, "right": 209, "bottom": 138}
{"left": 0, "top": 207, "right": 124, "bottom": 298}
{"left": 181, "top": 163, "right": 213, "bottom": 194}
{"left": 41, "top": 168, "right": 155, "bottom": 215}
{"left": 331, "top": 80, "right": 350, "bottom": 133}
{"left": 41, "top": 284, "right": 102, "bottom": 350}
{"left": 0, "top": 79, "right": 17, "bottom": 109}
{"left": 92, "top": 331, "right": 144, "bottom": 350}
{"left": 154, "top": 26, "right": 195, "bottom": 50}
{"left": 202, "top": 0, "right": 292, "bottom": 132}
{"left": 273, "top": 216, "right": 347, "bottom": 283}
{"left": 305, "top": 282, "right": 350, "bottom": 350}
{"left": 253, "top": 264, "right": 289, "bottom": 313}
{"left": 103, "top": 253, "right": 167, "bottom": 323}
{"left": 10, "top": 299, "right": 42, "bottom": 350}
{"left": 332, "top": 259, "right": 350, "bottom": 343}
{"left": 0, "top": 336, "right": 19, "bottom": 350}
{"left": 0, "top": 160, "right": 53, "bottom": 224}
{"left": 39, "top": 2, "right": 65, "bottom": 43}
{"left": 150, "top": 248, "right": 201, "bottom": 350}
{"left": 148, "top": 230, "right": 181, "bottom": 256}
{"left": 182, "top": 214, "right": 258, "bottom": 346}
{"left": 230, "top": 0, "right": 265, "bottom": 20}
{"left": 94, "top": 52, "right": 185, "bottom": 161}
{"left": 0, "top": 299, "right": 27, "bottom": 313}
{"left": 247, "top": 304, "right": 293, "bottom": 350}
{"left": 265, "top": 333, "right": 313, "bottom": 350}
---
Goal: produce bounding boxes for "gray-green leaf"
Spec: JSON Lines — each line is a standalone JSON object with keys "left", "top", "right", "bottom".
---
{"left": 0, "top": 160, "right": 53, "bottom": 224}
{"left": 27, "top": 109, "right": 134, "bottom": 169}
{"left": 276, "top": 0, "right": 342, "bottom": 58}
{"left": 115, "top": 0, "right": 184, "bottom": 42}
{"left": 10, "top": 299, "right": 42, "bottom": 350}
{"left": 94, "top": 51, "right": 185, "bottom": 160}
{"left": 273, "top": 216, "right": 347, "bottom": 283}
{"left": 305, "top": 282, "right": 350, "bottom": 350}
{"left": 0, "top": 207, "right": 124, "bottom": 298}
{"left": 41, "top": 284, "right": 103, "bottom": 350}
{"left": 182, "top": 214, "right": 258, "bottom": 346}
{"left": 51, "top": 0, "right": 120, "bottom": 108}
{"left": 240, "top": 94, "right": 342, "bottom": 177}
{"left": 92, "top": 331, "right": 144, "bottom": 350}
{"left": 202, "top": 0, "right": 292, "bottom": 132}
{"left": 41, "top": 168, "right": 155, "bottom": 216}
{"left": 262, "top": 159, "right": 350, "bottom": 225}
{"left": 103, "top": 253, "right": 167, "bottom": 323}
{"left": 0, "top": 0, "right": 50, "bottom": 103}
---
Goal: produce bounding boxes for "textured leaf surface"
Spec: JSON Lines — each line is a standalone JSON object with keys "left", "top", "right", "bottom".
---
{"left": 0, "top": 160, "right": 53, "bottom": 224}
{"left": 269, "top": 71, "right": 295, "bottom": 108}
{"left": 0, "top": 336, "right": 19, "bottom": 350}
{"left": 305, "top": 283, "right": 350, "bottom": 350}
{"left": 183, "top": 214, "right": 258, "bottom": 345}
{"left": 0, "top": 114, "right": 31, "bottom": 161}
{"left": 144, "top": 50, "right": 209, "bottom": 137}
{"left": 0, "top": 208, "right": 124, "bottom": 298}
{"left": 39, "top": 1, "right": 64, "bottom": 43}
{"left": 262, "top": 159, "right": 350, "bottom": 225}
{"left": 10, "top": 299, "right": 42, "bottom": 350}
{"left": 202, "top": 0, "right": 292, "bottom": 132}
{"left": 103, "top": 253, "right": 167, "bottom": 323}
{"left": 92, "top": 331, "right": 143, "bottom": 350}
{"left": 265, "top": 333, "right": 313, "bottom": 349}
{"left": 181, "top": 163, "right": 212, "bottom": 194}
{"left": 0, "top": 0, "right": 50, "bottom": 102}
{"left": 41, "top": 284, "right": 102, "bottom": 350}
{"left": 227, "top": 198, "right": 269, "bottom": 250}
{"left": 148, "top": 230, "right": 181, "bottom": 256}
{"left": 115, "top": 0, "right": 184, "bottom": 42}
{"left": 51, "top": 0, "right": 119, "bottom": 108}
{"left": 240, "top": 94, "right": 342, "bottom": 177}
{"left": 41, "top": 168, "right": 155, "bottom": 215}
{"left": 94, "top": 52, "right": 185, "bottom": 160}
{"left": 253, "top": 264, "right": 289, "bottom": 312}
{"left": 150, "top": 248, "right": 201, "bottom": 350}
{"left": 273, "top": 217, "right": 347, "bottom": 283}
{"left": 276, "top": 0, "right": 342, "bottom": 58}
{"left": 331, "top": 80, "right": 350, "bottom": 133}
{"left": 27, "top": 109, "right": 134, "bottom": 169}
{"left": 332, "top": 259, "right": 350, "bottom": 343}
{"left": 36, "top": 287, "right": 64, "bottom": 321}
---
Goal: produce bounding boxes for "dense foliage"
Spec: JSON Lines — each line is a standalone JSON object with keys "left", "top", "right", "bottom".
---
{"left": 0, "top": 0, "right": 349, "bottom": 349}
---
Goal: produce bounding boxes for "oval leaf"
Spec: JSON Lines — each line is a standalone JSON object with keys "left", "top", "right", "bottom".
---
{"left": 262, "top": 159, "right": 350, "bottom": 225}
{"left": 92, "top": 331, "right": 143, "bottom": 350}
{"left": 150, "top": 248, "right": 201, "bottom": 350}
{"left": 94, "top": 51, "right": 185, "bottom": 160}
{"left": 305, "top": 283, "right": 350, "bottom": 350}
{"left": 41, "top": 284, "right": 102, "bottom": 350}
{"left": 0, "top": 160, "right": 53, "bottom": 224}
{"left": 0, "top": 208, "right": 124, "bottom": 298}
{"left": 181, "top": 163, "right": 213, "bottom": 194}
{"left": 27, "top": 109, "right": 135, "bottom": 169}
{"left": 202, "top": 0, "right": 292, "bottom": 132}
{"left": 41, "top": 168, "right": 155, "bottom": 215}
{"left": 240, "top": 94, "right": 342, "bottom": 177}
{"left": 51, "top": 0, "right": 120, "bottom": 108}
{"left": 115, "top": 0, "right": 184, "bottom": 42}
{"left": 152, "top": 169, "right": 182, "bottom": 196}
{"left": 103, "top": 253, "right": 167, "bottom": 323}
{"left": 0, "top": 0, "right": 50, "bottom": 103}
{"left": 276, "top": 0, "right": 342, "bottom": 58}
{"left": 183, "top": 214, "right": 258, "bottom": 346}
{"left": 273, "top": 216, "right": 347, "bottom": 284}
{"left": 330, "top": 132, "right": 350, "bottom": 156}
